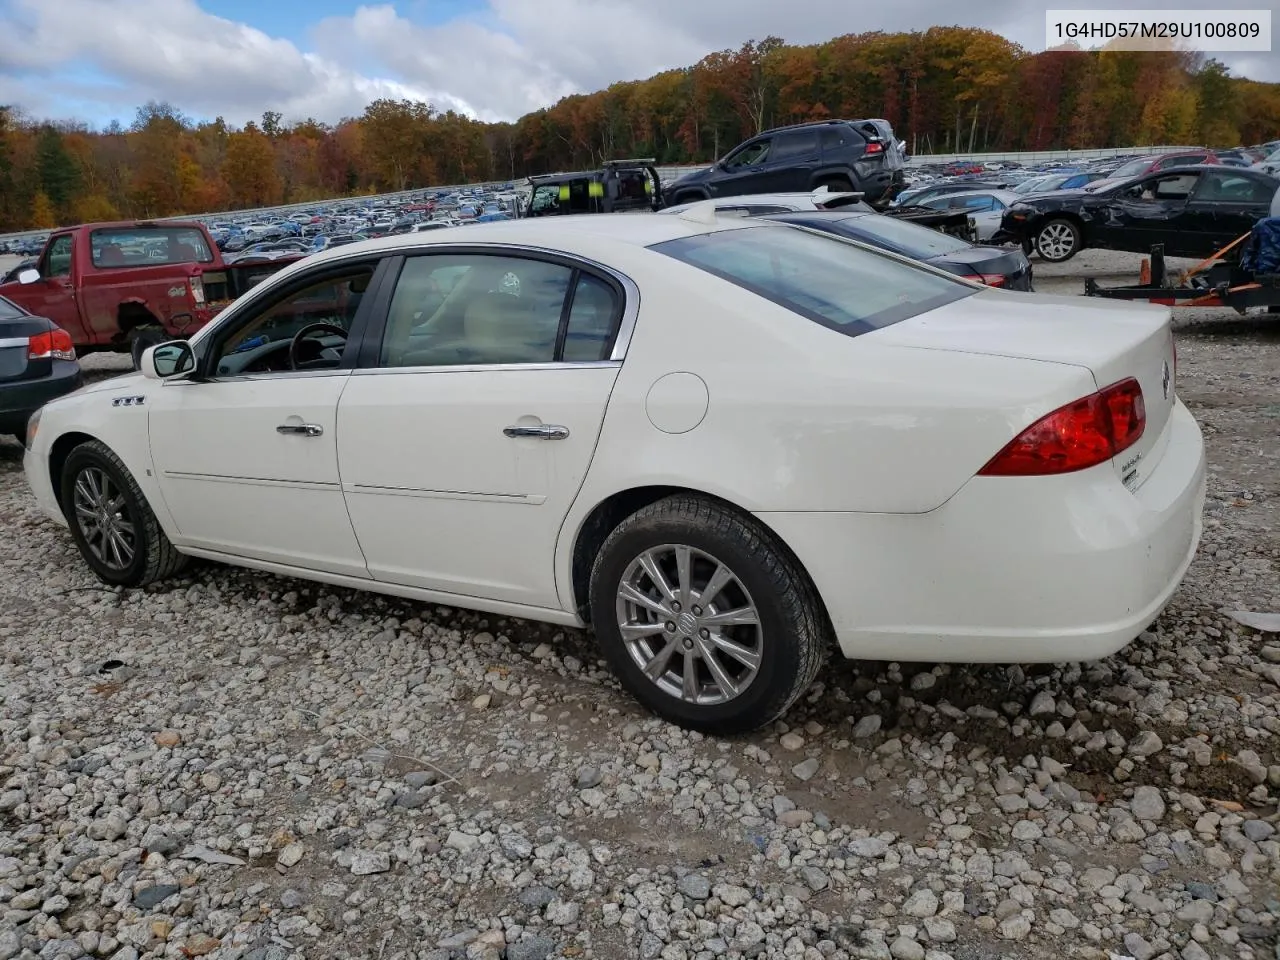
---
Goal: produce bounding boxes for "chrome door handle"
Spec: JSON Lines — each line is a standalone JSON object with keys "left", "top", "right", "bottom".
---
{"left": 503, "top": 424, "right": 569, "bottom": 440}
{"left": 277, "top": 423, "right": 323, "bottom": 437}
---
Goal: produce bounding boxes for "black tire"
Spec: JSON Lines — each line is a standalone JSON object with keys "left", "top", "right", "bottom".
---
{"left": 1021, "top": 237, "right": 1034, "bottom": 257}
{"left": 128, "top": 324, "right": 168, "bottom": 370}
{"left": 60, "top": 439, "right": 189, "bottom": 587}
{"left": 1034, "top": 218, "right": 1082, "bottom": 263}
{"left": 589, "top": 494, "right": 830, "bottom": 734}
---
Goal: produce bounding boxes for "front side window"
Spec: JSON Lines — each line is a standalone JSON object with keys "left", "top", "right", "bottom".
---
{"left": 90, "top": 227, "right": 213, "bottom": 268}
{"left": 210, "top": 266, "right": 375, "bottom": 377}
{"left": 380, "top": 254, "right": 578, "bottom": 367}
{"left": 652, "top": 225, "right": 973, "bottom": 336}
{"left": 1126, "top": 173, "right": 1199, "bottom": 202}
{"left": 43, "top": 235, "right": 73, "bottom": 277}
{"left": 727, "top": 140, "right": 771, "bottom": 169}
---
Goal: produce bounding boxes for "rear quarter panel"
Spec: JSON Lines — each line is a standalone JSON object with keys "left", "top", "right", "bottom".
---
{"left": 555, "top": 251, "right": 1099, "bottom": 600}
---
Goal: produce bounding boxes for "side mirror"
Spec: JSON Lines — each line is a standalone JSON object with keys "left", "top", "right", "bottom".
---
{"left": 141, "top": 341, "right": 195, "bottom": 381}
{"left": 17, "top": 268, "right": 40, "bottom": 285}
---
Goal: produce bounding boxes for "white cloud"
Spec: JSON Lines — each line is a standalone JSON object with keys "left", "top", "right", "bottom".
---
{"left": 0, "top": 0, "right": 1275, "bottom": 129}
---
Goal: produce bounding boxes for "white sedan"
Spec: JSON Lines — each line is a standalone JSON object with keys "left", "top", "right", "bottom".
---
{"left": 22, "top": 212, "right": 1206, "bottom": 733}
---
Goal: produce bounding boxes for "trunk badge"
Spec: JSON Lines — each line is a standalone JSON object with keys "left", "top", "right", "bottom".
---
{"left": 1161, "top": 361, "right": 1171, "bottom": 399}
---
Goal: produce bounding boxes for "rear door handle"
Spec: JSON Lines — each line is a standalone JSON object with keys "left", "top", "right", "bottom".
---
{"left": 503, "top": 424, "right": 569, "bottom": 440}
{"left": 277, "top": 423, "right": 323, "bottom": 437}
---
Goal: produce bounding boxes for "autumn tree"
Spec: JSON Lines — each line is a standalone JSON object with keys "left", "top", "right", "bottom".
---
{"left": 29, "top": 190, "right": 55, "bottom": 228}
{"left": 36, "top": 124, "right": 80, "bottom": 219}
{"left": 223, "top": 124, "right": 282, "bottom": 208}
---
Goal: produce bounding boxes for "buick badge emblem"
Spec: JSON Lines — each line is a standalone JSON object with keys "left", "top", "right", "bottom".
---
{"left": 1161, "top": 361, "right": 1171, "bottom": 399}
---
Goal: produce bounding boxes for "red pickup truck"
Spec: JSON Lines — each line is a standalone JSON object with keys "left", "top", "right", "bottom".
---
{"left": 0, "top": 220, "right": 297, "bottom": 366}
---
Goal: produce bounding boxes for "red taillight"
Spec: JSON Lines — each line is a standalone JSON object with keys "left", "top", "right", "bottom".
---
{"left": 28, "top": 327, "right": 76, "bottom": 362}
{"left": 978, "top": 378, "right": 1146, "bottom": 476}
{"left": 864, "top": 141, "right": 883, "bottom": 155}
{"left": 962, "top": 274, "right": 1007, "bottom": 287}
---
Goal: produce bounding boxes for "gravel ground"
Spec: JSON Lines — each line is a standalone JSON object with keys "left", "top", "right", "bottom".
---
{"left": 1, "top": 248, "right": 1278, "bottom": 960}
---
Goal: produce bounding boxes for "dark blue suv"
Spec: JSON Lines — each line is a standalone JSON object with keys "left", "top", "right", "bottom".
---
{"left": 663, "top": 119, "right": 906, "bottom": 207}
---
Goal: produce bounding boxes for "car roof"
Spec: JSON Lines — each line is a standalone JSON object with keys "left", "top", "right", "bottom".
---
{"left": 297, "top": 213, "right": 756, "bottom": 270}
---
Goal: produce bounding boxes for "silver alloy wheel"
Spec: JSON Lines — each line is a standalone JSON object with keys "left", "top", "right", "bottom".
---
{"left": 72, "top": 466, "right": 136, "bottom": 570}
{"left": 615, "top": 544, "right": 763, "bottom": 706}
{"left": 1036, "top": 221, "right": 1077, "bottom": 260}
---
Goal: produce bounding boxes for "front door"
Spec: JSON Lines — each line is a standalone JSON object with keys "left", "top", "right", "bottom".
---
{"left": 1106, "top": 172, "right": 1202, "bottom": 256}
{"left": 337, "top": 249, "right": 627, "bottom": 610}
{"left": 711, "top": 137, "right": 777, "bottom": 197}
{"left": 148, "top": 260, "right": 385, "bottom": 578}
{"left": 22, "top": 234, "right": 85, "bottom": 341}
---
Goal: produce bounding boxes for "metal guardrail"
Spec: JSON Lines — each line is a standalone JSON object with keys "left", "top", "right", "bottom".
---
{"left": 0, "top": 146, "right": 1213, "bottom": 247}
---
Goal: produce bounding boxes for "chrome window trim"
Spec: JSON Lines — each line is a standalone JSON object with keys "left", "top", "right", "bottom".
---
{"left": 351, "top": 360, "right": 621, "bottom": 377}
{"left": 0, "top": 336, "right": 30, "bottom": 348}
{"left": 192, "top": 242, "right": 642, "bottom": 364}
{"left": 169, "top": 368, "right": 352, "bottom": 386}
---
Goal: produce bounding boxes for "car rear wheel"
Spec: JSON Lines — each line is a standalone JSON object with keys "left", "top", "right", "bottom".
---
{"left": 589, "top": 495, "right": 829, "bottom": 734}
{"left": 61, "top": 439, "right": 189, "bottom": 586}
{"left": 1035, "top": 218, "right": 1081, "bottom": 263}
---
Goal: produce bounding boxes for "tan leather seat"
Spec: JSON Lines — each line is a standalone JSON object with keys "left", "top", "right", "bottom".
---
{"left": 463, "top": 292, "right": 549, "bottom": 363}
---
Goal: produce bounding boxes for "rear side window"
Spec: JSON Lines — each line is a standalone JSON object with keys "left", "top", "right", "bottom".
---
{"left": 772, "top": 132, "right": 819, "bottom": 160}
{"left": 91, "top": 227, "right": 214, "bottom": 267}
{"left": 652, "top": 225, "right": 973, "bottom": 335}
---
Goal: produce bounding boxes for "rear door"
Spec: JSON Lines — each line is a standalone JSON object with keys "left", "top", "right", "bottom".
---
{"left": 336, "top": 248, "right": 629, "bottom": 610}
{"left": 1187, "top": 170, "right": 1278, "bottom": 250}
{"left": 766, "top": 130, "right": 821, "bottom": 191}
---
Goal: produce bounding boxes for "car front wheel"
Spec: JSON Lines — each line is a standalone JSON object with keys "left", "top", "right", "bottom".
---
{"left": 61, "top": 439, "right": 189, "bottom": 586}
{"left": 1035, "top": 218, "right": 1081, "bottom": 262}
{"left": 589, "top": 495, "right": 829, "bottom": 734}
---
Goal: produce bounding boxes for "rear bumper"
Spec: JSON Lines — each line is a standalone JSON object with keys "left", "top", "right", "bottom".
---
{"left": 759, "top": 401, "right": 1206, "bottom": 663}
{"left": 0, "top": 361, "right": 82, "bottom": 432}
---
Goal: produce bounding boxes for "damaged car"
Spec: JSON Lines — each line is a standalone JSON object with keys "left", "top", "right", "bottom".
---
{"left": 996, "top": 166, "right": 1280, "bottom": 263}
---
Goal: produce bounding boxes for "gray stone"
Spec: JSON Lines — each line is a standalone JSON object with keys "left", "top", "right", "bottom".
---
{"left": 997, "top": 914, "right": 1032, "bottom": 940}
{"left": 1185, "top": 881, "right": 1218, "bottom": 902}
{"left": 404, "top": 770, "right": 436, "bottom": 789}
{"left": 852, "top": 715, "right": 882, "bottom": 738}
{"left": 903, "top": 889, "right": 940, "bottom": 919}
{"left": 1176, "top": 899, "right": 1215, "bottom": 924}
{"left": 544, "top": 899, "right": 579, "bottom": 925}
{"left": 1243, "top": 820, "right": 1275, "bottom": 842}
{"left": 506, "top": 937, "right": 557, "bottom": 960}
{"left": 889, "top": 937, "right": 925, "bottom": 960}
{"left": 575, "top": 767, "right": 603, "bottom": 790}
{"left": 133, "top": 884, "right": 180, "bottom": 910}
{"left": 677, "top": 873, "right": 711, "bottom": 900}
{"left": 518, "top": 885, "right": 557, "bottom": 908}
{"left": 0, "top": 929, "right": 19, "bottom": 960}
{"left": 446, "top": 830, "right": 480, "bottom": 854}
{"left": 1128, "top": 731, "right": 1164, "bottom": 757}
{"left": 1028, "top": 691, "right": 1056, "bottom": 716}
{"left": 792, "top": 757, "right": 820, "bottom": 781}
{"left": 349, "top": 850, "right": 390, "bottom": 875}
{"left": 848, "top": 837, "right": 890, "bottom": 858}
{"left": 1131, "top": 785, "right": 1166, "bottom": 821}
{"left": 1124, "top": 933, "right": 1156, "bottom": 960}
{"left": 799, "top": 866, "right": 829, "bottom": 891}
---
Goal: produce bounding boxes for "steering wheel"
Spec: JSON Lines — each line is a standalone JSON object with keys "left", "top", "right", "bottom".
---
{"left": 288, "top": 322, "right": 349, "bottom": 371}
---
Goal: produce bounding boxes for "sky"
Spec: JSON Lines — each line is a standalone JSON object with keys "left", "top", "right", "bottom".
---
{"left": 0, "top": 0, "right": 1276, "bottom": 129}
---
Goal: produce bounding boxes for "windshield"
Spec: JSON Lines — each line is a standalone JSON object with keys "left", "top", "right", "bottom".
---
{"left": 827, "top": 214, "right": 972, "bottom": 257}
{"left": 651, "top": 225, "right": 973, "bottom": 336}
{"left": 91, "top": 227, "right": 214, "bottom": 267}
{"left": 1112, "top": 158, "right": 1153, "bottom": 179}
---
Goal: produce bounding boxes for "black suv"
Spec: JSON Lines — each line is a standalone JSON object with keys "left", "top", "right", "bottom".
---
{"left": 663, "top": 120, "right": 906, "bottom": 207}
{"left": 523, "top": 159, "right": 664, "bottom": 217}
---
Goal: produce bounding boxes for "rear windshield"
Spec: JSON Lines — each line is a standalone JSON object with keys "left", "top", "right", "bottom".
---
{"left": 816, "top": 213, "right": 972, "bottom": 258}
{"left": 90, "top": 227, "right": 214, "bottom": 268}
{"left": 651, "top": 224, "right": 973, "bottom": 335}
{"left": 0, "top": 295, "right": 26, "bottom": 320}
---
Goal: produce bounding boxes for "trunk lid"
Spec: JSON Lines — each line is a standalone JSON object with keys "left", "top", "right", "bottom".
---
{"left": 872, "top": 289, "right": 1177, "bottom": 488}
{"left": 0, "top": 306, "right": 49, "bottom": 383}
